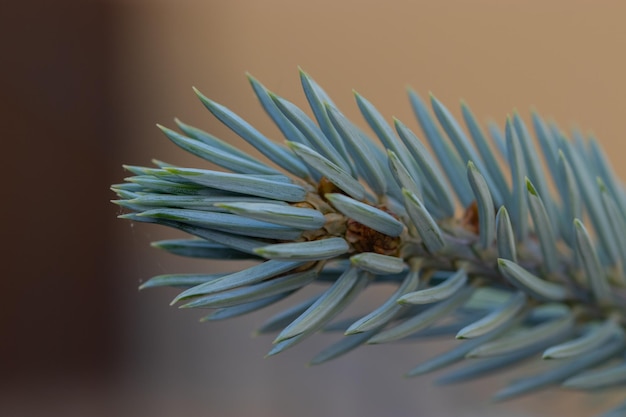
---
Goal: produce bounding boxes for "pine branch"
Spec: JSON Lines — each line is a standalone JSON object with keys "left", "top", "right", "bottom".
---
{"left": 113, "top": 70, "right": 626, "bottom": 416}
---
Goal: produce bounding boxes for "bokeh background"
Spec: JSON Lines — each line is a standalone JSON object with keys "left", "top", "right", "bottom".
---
{"left": 3, "top": 0, "right": 626, "bottom": 416}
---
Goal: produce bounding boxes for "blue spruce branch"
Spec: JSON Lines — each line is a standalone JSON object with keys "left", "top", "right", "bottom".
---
{"left": 113, "top": 70, "right": 626, "bottom": 416}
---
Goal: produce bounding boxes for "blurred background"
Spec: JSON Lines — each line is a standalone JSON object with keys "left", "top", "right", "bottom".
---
{"left": 3, "top": 0, "right": 626, "bottom": 416}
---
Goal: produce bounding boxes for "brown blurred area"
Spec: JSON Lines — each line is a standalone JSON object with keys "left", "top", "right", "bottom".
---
{"left": 3, "top": 0, "right": 626, "bottom": 416}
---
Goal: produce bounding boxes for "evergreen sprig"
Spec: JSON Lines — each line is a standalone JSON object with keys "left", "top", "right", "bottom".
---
{"left": 113, "top": 69, "right": 626, "bottom": 415}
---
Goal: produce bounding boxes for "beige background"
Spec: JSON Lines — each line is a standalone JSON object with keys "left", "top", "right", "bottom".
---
{"left": 3, "top": 1, "right": 626, "bottom": 416}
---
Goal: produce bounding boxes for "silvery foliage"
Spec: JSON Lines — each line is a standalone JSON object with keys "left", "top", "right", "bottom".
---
{"left": 113, "top": 70, "right": 626, "bottom": 415}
